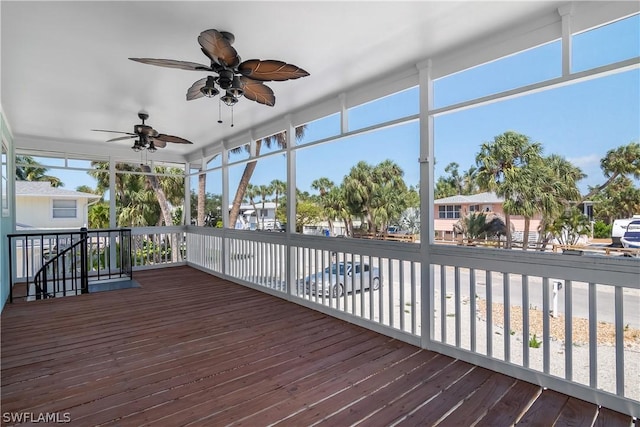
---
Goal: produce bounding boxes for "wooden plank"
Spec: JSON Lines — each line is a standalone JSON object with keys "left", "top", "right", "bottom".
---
{"left": 436, "top": 371, "right": 517, "bottom": 425}
{"left": 517, "top": 389, "right": 569, "bottom": 425}
{"left": 0, "top": 266, "right": 617, "bottom": 426}
{"left": 476, "top": 380, "right": 540, "bottom": 426}
{"left": 394, "top": 366, "right": 494, "bottom": 425}
{"left": 594, "top": 407, "right": 634, "bottom": 427}
{"left": 554, "top": 397, "right": 599, "bottom": 427}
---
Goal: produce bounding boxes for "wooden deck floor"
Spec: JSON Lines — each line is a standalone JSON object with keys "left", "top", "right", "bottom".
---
{"left": 1, "top": 266, "right": 634, "bottom": 426}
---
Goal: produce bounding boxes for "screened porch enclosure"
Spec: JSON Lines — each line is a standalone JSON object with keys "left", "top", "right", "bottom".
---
{"left": 2, "top": 1, "right": 639, "bottom": 422}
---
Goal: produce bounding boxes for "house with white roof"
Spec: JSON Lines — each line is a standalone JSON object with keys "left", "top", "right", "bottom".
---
{"left": 230, "top": 202, "right": 280, "bottom": 230}
{"left": 434, "top": 191, "right": 542, "bottom": 242}
{"left": 16, "top": 181, "right": 100, "bottom": 230}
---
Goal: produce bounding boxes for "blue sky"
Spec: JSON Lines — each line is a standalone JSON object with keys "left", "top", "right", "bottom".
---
{"left": 42, "top": 14, "right": 640, "bottom": 198}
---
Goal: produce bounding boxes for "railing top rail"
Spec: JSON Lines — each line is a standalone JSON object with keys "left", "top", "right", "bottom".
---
{"left": 9, "top": 228, "right": 131, "bottom": 238}
{"left": 430, "top": 244, "right": 640, "bottom": 288}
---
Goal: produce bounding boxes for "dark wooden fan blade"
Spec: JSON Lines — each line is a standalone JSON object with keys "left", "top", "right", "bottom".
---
{"left": 129, "top": 58, "right": 212, "bottom": 71}
{"left": 240, "top": 77, "right": 276, "bottom": 107}
{"left": 92, "top": 129, "right": 136, "bottom": 135}
{"left": 238, "top": 59, "right": 309, "bottom": 81}
{"left": 198, "top": 29, "right": 240, "bottom": 68}
{"left": 152, "top": 139, "right": 167, "bottom": 149}
{"left": 156, "top": 134, "right": 193, "bottom": 144}
{"left": 106, "top": 135, "right": 137, "bottom": 143}
{"left": 186, "top": 77, "right": 207, "bottom": 101}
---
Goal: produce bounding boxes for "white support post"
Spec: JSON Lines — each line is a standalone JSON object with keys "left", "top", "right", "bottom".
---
{"left": 559, "top": 4, "right": 574, "bottom": 77}
{"left": 221, "top": 145, "right": 229, "bottom": 229}
{"left": 184, "top": 162, "right": 190, "bottom": 226}
{"left": 418, "top": 59, "right": 435, "bottom": 350}
{"left": 108, "top": 157, "right": 116, "bottom": 229}
{"left": 285, "top": 114, "right": 296, "bottom": 299}
{"left": 339, "top": 93, "right": 348, "bottom": 134}
{"left": 108, "top": 157, "right": 117, "bottom": 266}
{"left": 221, "top": 145, "right": 230, "bottom": 276}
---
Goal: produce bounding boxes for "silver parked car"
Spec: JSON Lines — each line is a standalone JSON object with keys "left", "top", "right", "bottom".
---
{"left": 302, "top": 262, "right": 381, "bottom": 297}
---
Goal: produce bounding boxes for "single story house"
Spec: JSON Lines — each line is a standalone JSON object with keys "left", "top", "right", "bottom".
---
{"left": 16, "top": 181, "right": 100, "bottom": 230}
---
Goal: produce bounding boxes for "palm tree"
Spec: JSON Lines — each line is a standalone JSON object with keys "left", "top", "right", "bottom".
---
{"left": 257, "top": 184, "right": 273, "bottom": 229}
{"left": 312, "top": 177, "right": 335, "bottom": 234}
{"left": 475, "top": 131, "right": 544, "bottom": 248}
{"left": 87, "top": 202, "right": 110, "bottom": 229}
{"left": 371, "top": 159, "right": 408, "bottom": 232}
{"left": 15, "top": 155, "right": 63, "bottom": 187}
{"left": 535, "top": 155, "right": 584, "bottom": 248}
{"left": 270, "top": 179, "right": 286, "bottom": 223}
{"left": 344, "top": 161, "right": 376, "bottom": 231}
{"left": 244, "top": 183, "right": 260, "bottom": 229}
{"left": 311, "top": 177, "right": 334, "bottom": 197}
{"left": 581, "top": 142, "right": 640, "bottom": 202}
{"left": 197, "top": 172, "right": 206, "bottom": 226}
{"left": 228, "top": 126, "right": 306, "bottom": 228}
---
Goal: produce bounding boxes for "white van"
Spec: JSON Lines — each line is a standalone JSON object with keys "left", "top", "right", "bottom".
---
{"left": 611, "top": 215, "right": 640, "bottom": 246}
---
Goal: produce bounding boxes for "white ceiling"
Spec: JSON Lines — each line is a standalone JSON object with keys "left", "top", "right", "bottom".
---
{"left": 0, "top": 1, "right": 609, "bottom": 165}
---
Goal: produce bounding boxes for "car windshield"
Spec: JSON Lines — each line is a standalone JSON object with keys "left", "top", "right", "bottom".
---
{"left": 324, "top": 264, "right": 346, "bottom": 275}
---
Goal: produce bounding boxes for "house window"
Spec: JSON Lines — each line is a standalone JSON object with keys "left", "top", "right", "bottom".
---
{"left": 469, "top": 205, "right": 481, "bottom": 212}
{"left": 438, "top": 205, "right": 461, "bottom": 219}
{"left": 260, "top": 209, "right": 268, "bottom": 217}
{"left": 52, "top": 199, "right": 77, "bottom": 218}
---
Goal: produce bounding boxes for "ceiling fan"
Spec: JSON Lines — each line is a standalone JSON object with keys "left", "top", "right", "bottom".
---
{"left": 92, "top": 111, "right": 193, "bottom": 152}
{"left": 129, "top": 29, "right": 309, "bottom": 108}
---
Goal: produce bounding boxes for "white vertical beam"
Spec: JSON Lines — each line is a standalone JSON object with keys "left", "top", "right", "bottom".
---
{"left": 339, "top": 93, "right": 348, "bottom": 134}
{"left": 285, "top": 114, "right": 296, "bottom": 299}
{"left": 559, "top": 4, "right": 575, "bottom": 76}
{"left": 184, "top": 162, "right": 190, "bottom": 226}
{"left": 108, "top": 157, "right": 117, "bottom": 266}
{"left": 418, "top": 59, "right": 435, "bottom": 349}
{"left": 109, "top": 157, "right": 116, "bottom": 228}
{"left": 249, "top": 131, "right": 256, "bottom": 158}
{"left": 221, "top": 145, "right": 229, "bottom": 228}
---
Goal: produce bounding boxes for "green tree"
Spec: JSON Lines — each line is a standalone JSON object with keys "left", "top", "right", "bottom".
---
{"left": 15, "top": 155, "right": 63, "bottom": 187}
{"left": 545, "top": 207, "right": 592, "bottom": 246}
{"left": 270, "top": 179, "right": 286, "bottom": 223}
{"left": 87, "top": 202, "right": 110, "bottom": 229}
{"left": 295, "top": 199, "right": 323, "bottom": 233}
{"left": 591, "top": 176, "right": 640, "bottom": 222}
{"left": 228, "top": 126, "right": 306, "bottom": 229}
{"left": 88, "top": 161, "right": 184, "bottom": 228}
{"left": 582, "top": 142, "right": 640, "bottom": 202}
{"left": 257, "top": 184, "right": 273, "bottom": 229}
{"left": 244, "top": 183, "right": 259, "bottom": 228}
{"left": 312, "top": 177, "right": 336, "bottom": 234}
{"left": 476, "top": 131, "right": 544, "bottom": 248}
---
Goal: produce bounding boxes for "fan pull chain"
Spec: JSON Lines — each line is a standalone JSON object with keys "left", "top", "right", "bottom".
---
{"left": 231, "top": 105, "right": 234, "bottom": 127}
{"left": 217, "top": 98, "right": 223, "bottom": 124}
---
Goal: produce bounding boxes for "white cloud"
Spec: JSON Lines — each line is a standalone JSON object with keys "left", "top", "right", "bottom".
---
{"left": 568, "top": 154, "right": 600, "bottom": 169}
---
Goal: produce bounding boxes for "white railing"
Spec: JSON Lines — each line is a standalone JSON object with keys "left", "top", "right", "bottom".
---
{"left": 130, "top": 226, "right": 187, "bottom": 269}
{"left": 183, "top": 227, "right": 638, "bottom": 416}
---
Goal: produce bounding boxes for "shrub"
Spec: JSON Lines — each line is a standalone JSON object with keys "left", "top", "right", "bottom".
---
{"left": 592, "top": 220, "right": 612, "bottom": 239}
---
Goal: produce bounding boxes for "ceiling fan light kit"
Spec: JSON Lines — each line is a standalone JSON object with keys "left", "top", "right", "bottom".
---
{"left": 94, "top": 28, "right": 309, "bottom": 152}
{"left": 129, "top": 28, "right": 310, "bottom": 123}
{"left": 92, "top": 111, "right": 193, "bottom": 153}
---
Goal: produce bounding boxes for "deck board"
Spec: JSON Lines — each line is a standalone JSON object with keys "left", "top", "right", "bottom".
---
{"left": 1, "top": 266, "right": 632, "bottom": 426}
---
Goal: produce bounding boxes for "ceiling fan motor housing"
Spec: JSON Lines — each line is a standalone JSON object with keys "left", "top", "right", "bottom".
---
{"left": 134, "top": 124, "right": 159, "bottom": 137}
